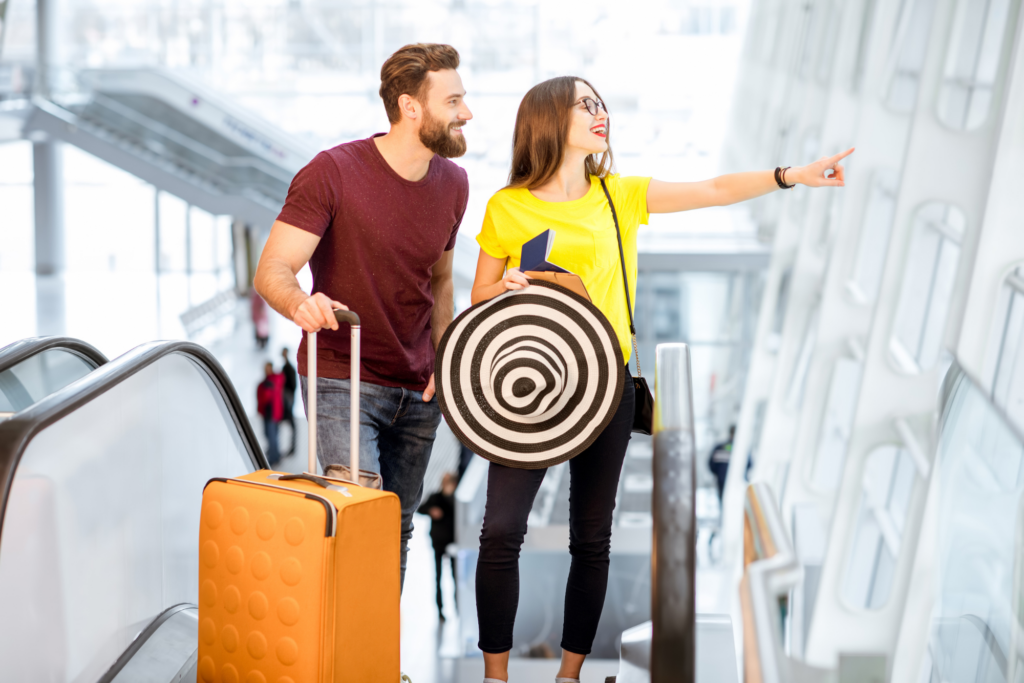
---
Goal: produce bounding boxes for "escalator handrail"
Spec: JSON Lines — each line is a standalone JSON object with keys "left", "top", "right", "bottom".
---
{"left": 651, "top": 343, "right": 697, "bottom": 681}
{"left": 0, "top": 335, "right": 108, "bottom": 371}
{"left": 0, "top": 340, "right": 269, "bottom": 544}
{"left": 96, "top": 603, "right": 196, "bottom": 683}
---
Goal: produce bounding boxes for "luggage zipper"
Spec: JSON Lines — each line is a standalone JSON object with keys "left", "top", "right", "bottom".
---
{"left": 207, "top": 478, "right": 338, "bottom": 537}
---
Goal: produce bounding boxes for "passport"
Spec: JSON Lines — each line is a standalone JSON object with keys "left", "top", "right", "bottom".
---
{"left": 520, "top": 229, "right": 571, "bottom": 273}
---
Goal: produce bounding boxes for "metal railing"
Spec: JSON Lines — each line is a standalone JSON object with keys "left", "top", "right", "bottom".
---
{"left": 651, "top": 343, "right": 698, "bottom": 681}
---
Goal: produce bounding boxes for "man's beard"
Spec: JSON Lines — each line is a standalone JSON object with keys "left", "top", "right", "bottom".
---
{"left": 419, "top": 109, "right": 466, "bottom": 159}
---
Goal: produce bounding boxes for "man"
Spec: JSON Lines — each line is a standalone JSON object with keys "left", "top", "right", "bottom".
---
{"left": 708, "top": 425, "right": 736, "bottom": 506}
{"left": 280, "top": 347, "right": 297, "bottom": 455}
{"left": 253, "top": 43, "right": 471, "bottom": 587}
{"left": 256, "top": 361, "right": 284, "bottom": 466}
{"left": 417, "top": 472, "right": 459, "bottom": 622}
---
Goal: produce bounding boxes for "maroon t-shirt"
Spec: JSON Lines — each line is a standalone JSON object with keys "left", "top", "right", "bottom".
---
{"left": 277, "top": 134, "right": 468, "bottom": 390}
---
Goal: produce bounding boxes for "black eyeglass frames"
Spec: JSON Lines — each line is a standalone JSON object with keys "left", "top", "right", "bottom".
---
{"left": 577, "top": 97, "right": 608, "bottom": 117}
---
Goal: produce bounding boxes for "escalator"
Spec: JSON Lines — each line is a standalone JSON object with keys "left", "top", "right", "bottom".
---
{"left": 6, "top": 67, "right": 318, "bottom": 228}
{"left": 0, "top": 338, "right": 266, "bottom": 682}
{"left": 0, "top": 336, "right": 108, "bottom": 420}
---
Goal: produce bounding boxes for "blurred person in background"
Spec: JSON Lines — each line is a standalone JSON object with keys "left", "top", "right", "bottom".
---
{"left": 280, "top": 347, "right": 297, "bottom": 456}
{"left": 256, "top": 361, "right": 284, "bottom": 466}
{"left": 253, "top": 43, "right": 472, "bottom": 589}
{"left": 708, "top": 424, "right": 736, "bottom": 505}
{"left": 250, "top": 289, "right": 270, "bottom": 350}
{"left": 417, "top": 471, "right": 459, "bottom": 623}
{"left": 470, "top": 75, "right": 852, "bottom": 683}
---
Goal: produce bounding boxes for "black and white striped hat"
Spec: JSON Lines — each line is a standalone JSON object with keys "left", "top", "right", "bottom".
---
{"left": 435, "top": 280, "right": 624, "bottom": 469}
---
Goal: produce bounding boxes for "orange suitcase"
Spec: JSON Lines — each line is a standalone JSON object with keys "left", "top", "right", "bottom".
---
{"left": 198, "top": 310, "right": 400, "bottom": 683}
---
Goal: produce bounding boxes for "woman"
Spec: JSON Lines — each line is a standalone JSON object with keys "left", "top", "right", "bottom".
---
{"left": 471, "top": 76, "right": 851, "bottom": 683}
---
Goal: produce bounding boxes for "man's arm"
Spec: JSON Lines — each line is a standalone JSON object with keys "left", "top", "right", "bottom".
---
{"left": 253, "top": 220, "right": 348, "bottom": 332}
{"left": 430, "top": 249, "right": 455, "bottom": 351}
{"left": 423, "top": 248, "right": 455, "bottom": 401}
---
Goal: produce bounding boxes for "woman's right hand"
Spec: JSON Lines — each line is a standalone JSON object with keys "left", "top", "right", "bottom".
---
{"left": 471, "top": 252, "right": 531, "bottom": 305}
{"left": 500, "top": 267, "right": 530, "bottom": 292}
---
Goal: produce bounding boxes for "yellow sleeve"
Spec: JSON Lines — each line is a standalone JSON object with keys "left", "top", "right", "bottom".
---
{"left": 611, "top": 175, "right": 652, "bottom": 228}
{"left": 476, "top": 195, "right": 509, "bottom": 260}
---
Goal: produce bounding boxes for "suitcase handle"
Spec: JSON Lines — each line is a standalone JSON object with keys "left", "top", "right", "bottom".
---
{"left": 308, "top": 308, "right": 361, "bottom": 485}
{"left": 277, "top": 472, "right": 350, "bottom": 493}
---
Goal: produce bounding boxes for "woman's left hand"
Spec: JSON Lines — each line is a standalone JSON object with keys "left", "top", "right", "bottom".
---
{"left": 790, "top": 147, "right": 855, "bottom": 188}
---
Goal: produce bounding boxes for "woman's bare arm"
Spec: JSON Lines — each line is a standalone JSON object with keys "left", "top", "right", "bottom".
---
{"left": 471, "top": 250, "right": 530, "bottom": 305}
{"left": 646, "top": 148, "right": 854, "bottom": 214}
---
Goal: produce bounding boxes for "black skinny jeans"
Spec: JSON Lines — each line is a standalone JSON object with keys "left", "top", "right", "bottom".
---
{"left": 475, "top": 366, "right": 634, "bottom": 655}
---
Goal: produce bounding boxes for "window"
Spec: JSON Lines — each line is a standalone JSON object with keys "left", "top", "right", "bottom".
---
{"left": 986, "top": 266, "right": 1024, "bottom": 430}
{"left": 884, "top": 0, "right": 940, "bottom": 114}
{"left": 765, "top": 267, "right": 793, "bottom": 352}
{"left": 890, "top": 203, "right": 966, "bottom": 373}
{"left": 816, "top": 184, "right": 845, "bottom": 255}
{"left": 848, "top": 169, "right": 900, "bottom": 305}
{"left": 849, "top": 0, "right": 879, "bottom": 94}
{"left": 937, "top": 0, "right": 1013, "bottom": 130}
{"left": 811, "top": 356, "right": 863, "bottom": 489}
{"left": 816, "top": 0, "right": 843, "bottom": 86}
{"left": 785, "top": 304, "right": 820, "bottom": 413}
{"left": 842, "top": 445, "right": 918, "bottom": 609}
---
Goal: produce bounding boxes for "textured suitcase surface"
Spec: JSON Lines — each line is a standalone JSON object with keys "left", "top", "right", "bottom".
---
{"left": 198, "top": 470, "right": 401, "bottom": 683}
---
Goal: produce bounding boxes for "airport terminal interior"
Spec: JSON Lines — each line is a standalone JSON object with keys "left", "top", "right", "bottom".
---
{"left": 1, "top": 0, "right": 1024, "bottom": 680}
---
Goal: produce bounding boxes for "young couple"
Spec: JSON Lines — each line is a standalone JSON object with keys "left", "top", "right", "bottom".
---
{"left": 254, "top": 42, "right": 851, "bottom": 683}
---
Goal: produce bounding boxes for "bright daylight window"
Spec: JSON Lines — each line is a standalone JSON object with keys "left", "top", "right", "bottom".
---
{"left": 765, "top": 267, "right": 793, "bottom": 352}
{"left": 889, "top": 203, "right": 965, "bottom": 374}
{"left": 842, "top": 444, "right": 917, "bottom": 610}
{"left": 811, "top": 355, "right": 863, "bottom": 489}
{"left": 848, "top": 168, "right": 900, "bottom": 305}
{"left": 849, "top": 0, "right": 878, "bottom": 94}
{"left": 784, "top": 304, "right": 819, "bottom": 413}
{"left": 884, "top": 0, "right": 940, "bottom": 114}
{"left": 986, "top": 266, "right": 1024, "bottom": 429}
{"left": 937, "top": 0, "right": 1013, "bottom": 130}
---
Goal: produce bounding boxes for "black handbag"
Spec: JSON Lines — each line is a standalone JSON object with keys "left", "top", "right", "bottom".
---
{"left": 599, "top": 178, "right": 654, "bottom": 435}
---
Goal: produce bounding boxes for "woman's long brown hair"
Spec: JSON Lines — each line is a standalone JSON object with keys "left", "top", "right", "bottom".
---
{"left": 506, "top": 76, "right": 614, "bottom": 189}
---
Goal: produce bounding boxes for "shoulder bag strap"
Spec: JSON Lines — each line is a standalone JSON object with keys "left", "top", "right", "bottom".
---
{"left": 599, "top": 177, "right": 642, "bottom": 377}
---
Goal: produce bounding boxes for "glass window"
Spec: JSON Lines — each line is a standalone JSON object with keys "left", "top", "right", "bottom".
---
{"left": 797, "top": 1, "right": 819, "bottom": 79}
{"left": 921, "top": 369, "right": 1024, "bottom": 679}
{"left": 884, "top": 0, "right": 941, "bottom": 114}
{"left": 890, "top": 203, "right": 966, "bottom": 373}
{"left": 987, "top": 267, "right": 1024, "bottom": 431}
{"left": 0, "top": 349, "right": 97, "bottom": 415}
{"left": 848, "top": 169, "right": 900, "bottom": 305}
{"left": 842, "top": 445, "right": 918, "bottom": 610}
{"left": 765, "top": 267, "right": 793, "bottom": 352}
{"left": 849, "top": 0, "right": 879, "bottom": 94}
{"left": 816, "top": 0, "right": 843, "bottom": 85}
{"left": 937, "top": 0, "right": 1013, "bottom": 130}
{"left": 785, "top": 304, "right": 820, "bottom": 413}
{"left": 812, "top": 356, "right": 863, "bottom": 489}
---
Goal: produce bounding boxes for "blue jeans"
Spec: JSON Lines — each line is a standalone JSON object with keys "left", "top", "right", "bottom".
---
{"left": 300, "top": 375, "right": 442, "bottom": 588}
{"left": 263, "top": 418, "right": 281, "bottom": 465}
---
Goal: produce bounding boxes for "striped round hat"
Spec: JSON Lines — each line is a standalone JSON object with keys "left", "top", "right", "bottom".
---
{"left": 435, "top": 280, "right": 624, "bottom": 469}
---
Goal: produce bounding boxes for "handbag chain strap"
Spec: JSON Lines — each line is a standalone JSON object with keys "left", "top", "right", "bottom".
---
{"left": 599, "top": 177, "right": 641, "bottom": 377}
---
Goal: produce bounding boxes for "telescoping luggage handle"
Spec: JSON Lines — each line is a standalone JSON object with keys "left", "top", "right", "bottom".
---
{"left": 307, "top": 309, "right": 361, "bottom": 483}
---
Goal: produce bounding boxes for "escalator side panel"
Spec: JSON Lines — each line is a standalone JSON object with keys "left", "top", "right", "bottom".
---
{"left": 0, "top": 349, "right": 259, "bottom": 683}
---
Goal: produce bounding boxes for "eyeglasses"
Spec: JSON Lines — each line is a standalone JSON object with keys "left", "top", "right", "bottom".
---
{"left": 576, "top": 97, "right": 608, "bottom": 117}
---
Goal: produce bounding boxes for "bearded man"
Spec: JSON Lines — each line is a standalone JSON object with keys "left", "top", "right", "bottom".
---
{"left": 254, "top": 43, "right": 471, "bottom": 588}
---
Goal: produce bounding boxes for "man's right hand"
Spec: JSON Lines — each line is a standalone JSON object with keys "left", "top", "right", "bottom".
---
{"left": 292, "top": 292, "right": 349, "bottom": 333}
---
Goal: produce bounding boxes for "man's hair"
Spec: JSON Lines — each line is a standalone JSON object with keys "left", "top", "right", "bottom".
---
{"left": 379, "top": 43, "right": 461, "bottom": 124}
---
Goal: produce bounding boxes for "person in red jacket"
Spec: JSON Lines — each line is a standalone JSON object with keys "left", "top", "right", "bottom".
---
{"left": 257, "top": 361, "right": 285, "bottom": 465}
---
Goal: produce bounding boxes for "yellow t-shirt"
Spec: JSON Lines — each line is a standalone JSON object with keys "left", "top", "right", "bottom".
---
{"left": 476, "top": 173, "right": 652, "bottom": 363}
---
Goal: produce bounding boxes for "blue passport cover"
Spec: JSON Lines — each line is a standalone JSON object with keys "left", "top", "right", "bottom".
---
{"left": 520, "top": 229, "right": 571, "bottom": 273}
